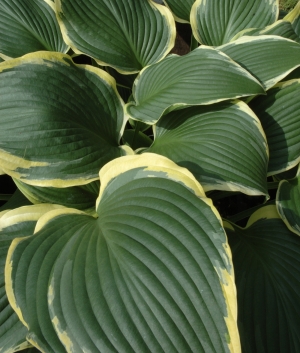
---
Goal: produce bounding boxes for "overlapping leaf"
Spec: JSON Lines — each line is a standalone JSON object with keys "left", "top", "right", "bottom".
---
{"left": 249, "top": 79, "right": 300, "bottom": 174}
{"left": 6, "top": 154, "right": 241, "bottom": 353}
{"left": 55, "top": 0, "right": 175, "bottom": 73}
{"left": 0, "top": 0, "right": 68, "bottom": 60}
{"left": 163, "top": 0, "right": 195, "bottom": 22}
{"left": 0, "top": 52, "right": 130, "bottom": 187}
{"left": 277, "top": 164, "right": 300, "bottom": 236}
{"left": 14, "top": 179, "right": 99, "bottom": 213}
{"left": 144, "top": 101, "right": 268, "bottom": 196}
{"left": 0, "top": 190, "right": 31, "bottom": 213}
{"left": 0, "top": 205, "right": 64, "bottom": 353}
{"left": 224, "top": 205, "right": 300, "bottom": 353}
{"left": 190, "top": 0, "right": 278, "bottom": 46}
{"left": 125, "top": 47, "right": 264, "bottom": 125}
{"left": 122, "top": 130, "right": 153, "bottom": 150}
{"left": 232, "top": 20, "right": 300, "bottom": 43}
{"left": 284, "top": 1, "right": 300, "bottom": 38}
{"left": 219, "top": 35, "right": 300, "bottom": 90}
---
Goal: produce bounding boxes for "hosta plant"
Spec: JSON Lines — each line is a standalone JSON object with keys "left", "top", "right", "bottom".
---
{"left": 0, "top": 0, "right": 300, "bottom": 352}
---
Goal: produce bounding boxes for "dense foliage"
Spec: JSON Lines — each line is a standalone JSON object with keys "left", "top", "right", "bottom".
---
{"left": 0, "top": 0, "right": 300, "bottom": 352}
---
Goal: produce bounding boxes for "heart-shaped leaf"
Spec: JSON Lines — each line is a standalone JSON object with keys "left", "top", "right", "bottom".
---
{"left": 224, "top": 205, "right": 300, "bottom": 353}
{"left": 55, "top": 0, "right": 175, "bottom": 73}
{"left": 144, "top": 101, "right": 268, "bottom": 196}
{"left": 6, "top": 154, "right": 241, "bottom": 353}
{"left": 190, "top": 0, "right": 278, "bottom": 46}
{"left": 0, "top": 52, "right": 130, "bottom": 187}
{"left": 125, "top": 47, "right": 264, "bottom": 125}
{"left": 0, "top": 0, "right": 68, "bottom": 60}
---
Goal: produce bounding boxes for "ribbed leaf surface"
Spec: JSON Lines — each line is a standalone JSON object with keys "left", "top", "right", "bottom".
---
{"left": 55, "top": 0, "right": 175, "bottom": 73}
{"left": 284, "top": 1, "right": 300, "bottom": 38}
{"left": 14, "top": 179, "right": 99, "bottom": 212}
{"left": 163, "top": 0, "right": 194, "bottom": 22}
{"left": 0, "top": 205, "right": 63, "bottom": 353}
{"left": 0, "top": 52, "right": 127, "bottom": 187}
{"left": 225, "top": 205, "right": 300, "bottom": 353}
{"left": 249, "top": 79, "right": 300, "bottom": 174}
{"left": 277, "top": 165, "right": 300, "bottom": 236}
{"left": 219, "top": 36, "right": 300, "bottom": 90}
{"left": 190, "top": 0, "right": 278, "bottom": 46}
{"left": 125, "top": 47, "right": 264, "bottom": 125}
{"left": 145, "top": 101, "right": 268, "bottom": 196}
{"left": 233, "top": 20, "right": 300, "bottom": 43}
{"left": 0, "top": 0, "right": 68, "bottom": 60}
{"left": 6, "top": 154, "right": 241, "bottom": 353}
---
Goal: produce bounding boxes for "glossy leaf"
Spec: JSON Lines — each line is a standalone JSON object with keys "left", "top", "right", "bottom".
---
{"left": 191, "top": 0, "right": 278, "bottom": 46}
{"left": 125, "top": 47, "right": 264, "bottom": 125}
{"left": 225, "top": 205, "right": 300, "bottom": 353}
{"left": 163, "top": 0, "right": 195, "bottom": 22}
{"left": 249, "top": 79, "right": 300, "bottom": 174}
{"left": 7, "top": 154, "right": 241, "bottom": 353}
{"left": 145, "top": 101, "right": 268, "bottom": 196}
{"left": 0, "top": 205, "right": 64, "bottom": 353}
{"left": 55, "top": 0, "right": 176, "bottom": 73}
{"left": 219, "top": 35, "right": 300, "bottom": 90}
{"left": 0, "top": 52, "right": 130, "bottom": 187}
{"left": 0, "top": 0, "right": 68, "bottom": 60}
{"left": 277, "top": 164, "right": 300, "bottom": 236}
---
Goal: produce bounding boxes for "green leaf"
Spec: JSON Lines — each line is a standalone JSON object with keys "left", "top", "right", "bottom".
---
{"left": 13, "top": 179, "right": 99, "bottom": 213}
{"left": 21, "top": 348, "right": 41, "bottom": 353}
{"left": 219, "top": 35, "right": 300, "bottom": 90}
{"left": 122, "top": 130, "right": 153, "bottom": 150}
{"left": 284, "top": 1, "right": 300, "bottom": 38}
{"left": 232, "top": 20, "right": 300, "bottom": 43}
{"left": 283, "top": 65, "right": 300, "bottom": 80}
{"left": 145, "top": 101, "right": 268, "bottom": 196}
{"left": 55, "top": 0, "right": 176, "bottom": 73}
{"left": 272, "top": 164, "right": 298, "bottom": 181}
{"left": 163, "top": 0, "right": 195, "bottom": 23}
{"left": 0, "top": 205, "right": 64, "bottom": 353}
{"left": 224, "top": 205, "right": 300, "bottom": 353}
{"left": 0, "top": 52, "right": 131, "bottom": 187}
{"left": 249, "top": 79, "right": 300, "bottom": 174}
{"left": 125, "top": 47, "right": 264, "bottom": 125}
{"left": 7, "top": 154, "right": 241, "bottom": 353}
{"left": 190, "top": 0, "right": 278, "bottom": 46}
{"left": 0, "top": 189, "right": 31, "bottom": 213}
{"left": 0, "top": 0, "right": 68, "bottom": 60}
{"left": 277, "top": 164, "right": 300, "bottom": 236}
